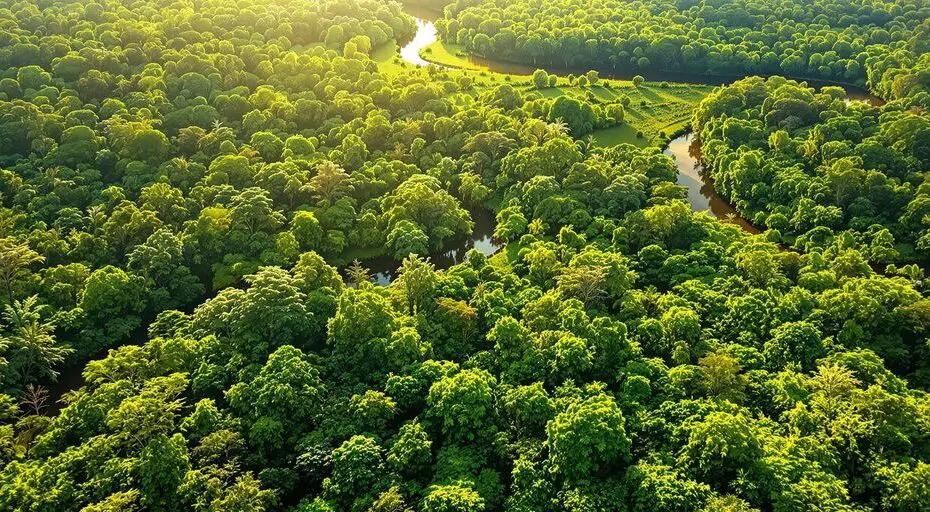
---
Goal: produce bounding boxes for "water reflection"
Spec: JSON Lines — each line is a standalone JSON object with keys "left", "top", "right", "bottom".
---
{"left": 664, "top": 133, "right": 762, "bottom": 234}
{"left": 358, "top": 208, "right": 501, "bottom": 285}
{"left": 398, "top": 4, "right": 445, "bottom": 68}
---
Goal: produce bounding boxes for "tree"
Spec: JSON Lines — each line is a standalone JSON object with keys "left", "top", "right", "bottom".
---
{"left": 387, "top": 421, "right": 432, "bottom": 477}
{"left": 427, "top": 369, "right": 497, "bottom": 443}
{"left": 584, "top": 70, "right": 599, "bottom": 87}
{"left": 350, "top": 390, "right": 396, "bottom": 433}
{"left": 327, "top": 286, "right": 397, "bottom": 378}
{"left": 0, "top": 238, "right": 43, "bottom": 303}
{"left": 227, "top": 345, "right": 324, "bottom": 455}
{"left": 229, "top": 187, "right": 285, "bottom": 240}
{"left": 370, "top": 487, "right": 409, "bottom": 512}
{"left": 227, "top": 266, "right": 315, "bottom": 357}
{"left": 763, "top": 321, "right": 824, "bottom": 371}
{"left": 138, "top": 433, "right": 190, "bottom": 511}
{"left": 127, "top": 228, "right": 203, "bottom": 310}
{"left": 627, "top": 460, "right": 712, "bottom": 512}
{"left": 547, "top": 394, "right": 630, "bottom": 481}
{"left": 548, "top": 96, "right": 596, "bottom": 136}
{"left": 500, "top": 383, "right": 554, "bottom": 436}
{"left": 290, "top": 211, "right": 324, "bottom": 251}
{"left": 422, "top": 484, "right": 485, "bottom": 512}
{"left": 0, "top": 296, "right": 73, "bottom": 386}
{"left": 556, "top": 265, "right": 608, "bottom": 308}
{"left": 883, "top": 462, "right": 930, "bottom": 511}
{"left": 698, "top": 353, "right": 746, "bottom": 403}
{"left": 323, "top": 435, "right": 386, "bottom": 506}
{"left": 680, "top": 412, "right": 762, "bottom": 488}
{"left": 532, "top": 69, "right": 550, "bottom": 89}
{"left": 346, "top": 260, "right": 372, "bottom": 287}
{"left": 396, "top": 254, "right": 437, "bottom": 314}
{"left": 250, "top": 131, "right": 283, "bottom": 161}
{"left": 80, "top": 266, "right": 147, "bottom": 351}
{"left": 307, "top": 161, "right": 353, "bottom": 203}
{"left": 387, "top": 220, "right": 429, "bottom": 261}
{"left": 210, "top": 474, "right": 274, "bottom": 512}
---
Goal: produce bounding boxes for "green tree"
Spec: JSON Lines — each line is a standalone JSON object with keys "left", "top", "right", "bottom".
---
{"left": 422, "top": 484, "right": 485, "bottom": 512}
{"left": 0, "top": 296, "right": 73, "bottom": 386}
{"left": 547, "top": 394, "right": 630, "bottom": 481}
{"left": 680, "top": 411, "right": 762, "bottom": 488}
{"left": 428, "top": 369, "right": 497, "bottom": 443}
{"left": 533, "top": 69, "right": 550, "bottom": 89}
{"left": 0, "top": 238, "right": 43, "bottom": 303}
{"left": 396, "top": 254, "right": 437, "bottom": 314}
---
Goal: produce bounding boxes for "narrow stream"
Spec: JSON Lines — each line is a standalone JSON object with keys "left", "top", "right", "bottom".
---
{"left": 664, "top": 133, "right": 762, "bottom": 234}
{"left": 362, "top": 208, "right": 501, "bottom": 285}
{"left": 398, "top": 4, "right": 444, "bottom": 68}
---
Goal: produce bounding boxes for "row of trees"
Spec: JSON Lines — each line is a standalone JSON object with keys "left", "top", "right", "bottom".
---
{"left": 436, "top": 0, "right": 928, "bottom": 84}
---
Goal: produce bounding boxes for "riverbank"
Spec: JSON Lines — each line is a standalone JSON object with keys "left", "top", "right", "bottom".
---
{"left": 389, "top": 3, "right": 883, "bottom": 241}
{"left": 355, "top": 208, "right": 502, "bottom": 285}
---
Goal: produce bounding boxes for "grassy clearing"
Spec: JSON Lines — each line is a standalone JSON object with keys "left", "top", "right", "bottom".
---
{"left": 371, "top": 35, "right": 714, "bottom": 148}
{"left": 591, "top": 125, "right": 649, "bottom": 147}
{"left": 419, "top": 41, "right": 484, "bottom": 71}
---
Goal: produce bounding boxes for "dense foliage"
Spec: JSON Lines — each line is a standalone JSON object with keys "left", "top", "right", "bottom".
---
{"left": 436, "top": 0, "right": 929, "bottom": 84}
{"left": 0, "top": 0, "right": 639, "bottom": 370}
{"left": 0, "top": 0, "right": 929, "bottom": 511}
{"left": 693, "top": 55, "right": 930, "bottom": 263}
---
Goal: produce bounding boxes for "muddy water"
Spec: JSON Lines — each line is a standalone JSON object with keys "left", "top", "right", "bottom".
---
{"left": 664, "top": 132, "right": 762, "bottom": 234}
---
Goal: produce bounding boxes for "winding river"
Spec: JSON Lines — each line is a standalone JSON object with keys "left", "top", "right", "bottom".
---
{"left": 390, "top": 4, "right": 760, "bottom": 251}
{"left": 392, "top": 4, "right": 883, "bottom": 243}
{"left": 41, "top": 3, "right": 886, "bottom": 412}
{"left": 664, "top": 133, "right": 763, "bottom": 234}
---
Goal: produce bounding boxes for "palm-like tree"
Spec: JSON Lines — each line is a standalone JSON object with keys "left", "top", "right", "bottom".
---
{"left": 528, "top": 218, "right": 546, "bottom": 236}
{"left": 346, "top": 259, "right": 372, "bottom": 287}
{"left": 0, "top": 238, "right": 43, "bottom": 302}
{"left": 2, "top": 296, "right": 73, "bottom": 385}
{"left": 304, "top": 161, "right": 353, "bottom": 204}
{"left": 85, "top": 205, "right": 108, "bottom": 234}
{"left": 546, "top": 118, "right": 570, "bottom": 137}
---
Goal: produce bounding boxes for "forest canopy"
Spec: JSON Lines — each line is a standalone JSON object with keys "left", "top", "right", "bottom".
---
{"left": 0, "top": 0, "right": 929, "bottom": 511}
{"left": 436, "top": 0, "right": 930, "bottom": 85}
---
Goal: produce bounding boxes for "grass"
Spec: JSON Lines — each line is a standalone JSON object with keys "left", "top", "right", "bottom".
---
{"left": 371, "top": 33, "right": 714, "bottom": 148}
{"left": 419, "top": 41, "right": 484, "bottom": 71}
{"left": 591, "top": 125, "right": 648, "bottom": 147}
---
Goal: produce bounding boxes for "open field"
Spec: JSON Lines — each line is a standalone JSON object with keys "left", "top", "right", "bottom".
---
{"left": 373, "top": 39, "right": 712, "bottom": 147}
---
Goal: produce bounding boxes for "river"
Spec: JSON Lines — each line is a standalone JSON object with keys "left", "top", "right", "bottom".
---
{"left": 396, "top": 5, "right": 882, "bottom": 99}
{"left": 363, "top": 208, "right": 501, "bottom": 285}
{"left": 664, "top": 132, "right": 762, "bottom": 234}
{"left": 398, "top": 4, "right": 445, "bottom": 68}
{"left": 394, "top": 3, "right": 882, "bottom": 237}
